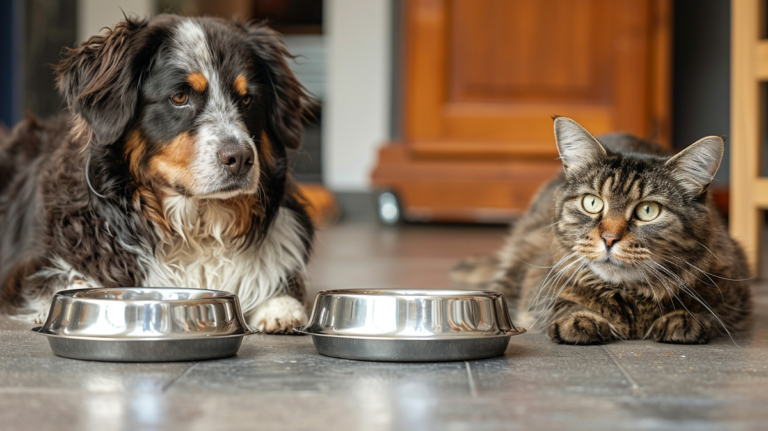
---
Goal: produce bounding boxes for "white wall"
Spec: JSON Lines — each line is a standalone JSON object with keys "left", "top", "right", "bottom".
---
{"left": 78, "top": 0, "right": 154, "bottom": 42}
{"left": 323, "top": 0, "right": 391, "bottom": 192}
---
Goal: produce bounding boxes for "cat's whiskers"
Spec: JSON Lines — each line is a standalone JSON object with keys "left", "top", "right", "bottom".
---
{"left": 647, "top": 259, "right": 736, "bottom": 344}
{"left": 651, "top": 251, "right": 739, "bottom": 313}
{"left": 573, "top": 242, "right": 602, "bottom": 260}
{"left": 516, "top": 258, "right": 558, "bottom": 269}
{"left": 647, "top": 260, "right": 707, "bottom": 317}
{"left": 694, "top": 240, "right": 720, "bottom": 261}
{"left": 533, "top": 252, "right": 577, "bottom": 293}
{"left": 528, "top": 253, "right": 581, "bottom": 324}
{"left": 663, "top": 259, "right": 748, "bottom": 312}
{"left": 541, "top": 220, "right": 563, "bottom": 231}
{"left": 638, "top": 266, "right": 665, "bottom": 317}
{"left": 657, "top": 254, "right": 725, "bottom": 302}
{"left": 613, "top": 244, "right": 651, "bottom": 262}
{"left": 658, "top": 263, "right": 747, "bottom": 313}
{"left": 538, "top": 259, "right": 589, "bottom": 327}
{"left": 667, "top": 253, "right": 753, "bottom": 282}
{"left": 541, "top": 257, "right": 583, "bottom": 305}
{"left": 531, "top": 258, "right": 588, "bottom": 329}
{"left": 528, "top": 252, "right": 579, "bottom": 311}
{"left": 642, "top": 262, "right": 678, "bottom": 312}
{"left": 644, "top": 262, "right": 703, "bottom": 328}
{"left": 531, "top": 258, "right": 586, "bottom": 328}
{"left": 637, "top": 265, "right": 670, "bottom": 340}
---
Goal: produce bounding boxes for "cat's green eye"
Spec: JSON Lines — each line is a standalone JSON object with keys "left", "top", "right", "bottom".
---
{"left": 581, "top": 194, "right": 604, "bottom": 214}
{"left": 635, "top": 201, "right": 661, "bottom": 221}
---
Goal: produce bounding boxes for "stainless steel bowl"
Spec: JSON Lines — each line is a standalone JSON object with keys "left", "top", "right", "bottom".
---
{"left": 32, "top": 287, "right": 258, "bottom": 362}
{"left": 295, "top": 289, "right": 525, "bottom": 362}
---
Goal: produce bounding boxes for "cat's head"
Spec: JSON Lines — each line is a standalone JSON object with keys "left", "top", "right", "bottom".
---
{"left": 552, "top": 117, "right": 724, "bottom": 285}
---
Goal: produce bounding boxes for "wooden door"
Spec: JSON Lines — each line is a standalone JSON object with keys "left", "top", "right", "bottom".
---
{"left": 372, "top": 0, "right": 671, "bottom": 222}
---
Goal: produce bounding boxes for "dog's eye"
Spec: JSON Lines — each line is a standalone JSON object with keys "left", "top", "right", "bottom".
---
{"left": 241, "top": 95, "right": 252, "bottom": 106}
{"left": 171, "top": 92, "right": 188, "bottom": 106}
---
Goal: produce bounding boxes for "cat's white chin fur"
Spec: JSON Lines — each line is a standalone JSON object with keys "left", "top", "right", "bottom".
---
{"left": 589, "top": 261, "right": 646, "bottom": 284}
{"left": 248, "top": 295, "right": 308, "bottom": 334}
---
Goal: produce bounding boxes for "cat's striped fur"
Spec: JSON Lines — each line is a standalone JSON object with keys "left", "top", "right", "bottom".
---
{"left": 453, "top": 117, "right": 752, "bottom": 344}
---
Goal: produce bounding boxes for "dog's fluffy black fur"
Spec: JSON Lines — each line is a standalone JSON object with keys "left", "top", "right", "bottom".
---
{"left": 0, "top": 15, "right": 316, "bottom": 333}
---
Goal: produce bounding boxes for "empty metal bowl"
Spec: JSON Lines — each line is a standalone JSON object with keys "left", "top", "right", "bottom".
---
{"left": 295, "top": 289, "right": 525, "bottom": 362}
{"left": 32, "top": 287, "right": 258, "bottom": 362}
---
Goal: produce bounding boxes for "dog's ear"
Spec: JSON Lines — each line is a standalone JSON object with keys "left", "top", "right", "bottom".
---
{"left": 56, "top": 17, "right": 159, "bottom": 146}
{"left": 240, "top": 21, "right": 316, "bottom": 150}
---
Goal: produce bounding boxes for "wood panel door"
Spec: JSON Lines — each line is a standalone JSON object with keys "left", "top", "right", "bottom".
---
{"left": 372, "top": 0, "right": 671, "bottom": 222}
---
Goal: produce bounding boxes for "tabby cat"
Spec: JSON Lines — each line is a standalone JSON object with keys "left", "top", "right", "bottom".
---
{"left": 453, "top": 117, "right": 752, "bottom": 344}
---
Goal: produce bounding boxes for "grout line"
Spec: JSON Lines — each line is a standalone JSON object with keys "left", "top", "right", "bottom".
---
{"left": 602, "top": 345, "right": 640, "bottom": 392}
{"left": 465, "top": 361, "right": 478, "bottom": 398}
{"left": 161, "top": 361, "right": 200, "bottom": 393}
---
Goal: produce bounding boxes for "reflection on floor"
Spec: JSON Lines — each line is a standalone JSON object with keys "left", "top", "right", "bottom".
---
{"left": 1, "top": 222, "right": 766, "bottom": 431}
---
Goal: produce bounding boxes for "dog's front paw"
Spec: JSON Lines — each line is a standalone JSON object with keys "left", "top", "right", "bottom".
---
{"left": 8, "top": 309, "right": 48, "bottom": 325}
{"left": 650, "top": 310, "right": 712, "bottom": 344}
{"left": 33, "top": 311, "right": 48, "bottom": 325}
{"left": 249, "top": 296, "right": 308, "bottom": 334}
{"left": 549, "top": 311, "right": 614, "bottom": 345}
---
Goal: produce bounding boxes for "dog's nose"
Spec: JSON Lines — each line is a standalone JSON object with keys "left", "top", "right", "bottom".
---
{"left": 217, "top": 143, "right": 254, "bottom": 176}
{"left": 602, "top": 233, "right": 621, "bottom": 248}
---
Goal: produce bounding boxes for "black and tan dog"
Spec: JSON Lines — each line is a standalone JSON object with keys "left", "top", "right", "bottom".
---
{"left": 0, "top": 15, "right": 315, "bottom": 333}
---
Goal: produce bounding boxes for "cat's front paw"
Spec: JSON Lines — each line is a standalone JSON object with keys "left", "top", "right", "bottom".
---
{"left": 649, "top": 310, "right": 712, "bottom": 344}
{"left": 549, "top": 311, "right": 614, "bottom": 345}
{"left": 248, "top": 296, "right": 308, "bottom": 334}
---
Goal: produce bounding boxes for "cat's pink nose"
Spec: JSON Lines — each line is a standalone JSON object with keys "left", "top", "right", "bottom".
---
{"left": 602, "top": 233, "right": 621, "bottom": 247}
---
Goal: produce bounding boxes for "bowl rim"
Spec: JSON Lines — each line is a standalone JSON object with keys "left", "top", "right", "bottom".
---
{"left": 53, "top": 287, "right": 239, "bottom": 303}
{"left": 314, "top": 289, "right": 506, "bottom": 298}
{"left": 293, "top": 326, "right": 526, "bottom": 340}
{"left": 31, "top": 326, "right": 260, "bottom": 341}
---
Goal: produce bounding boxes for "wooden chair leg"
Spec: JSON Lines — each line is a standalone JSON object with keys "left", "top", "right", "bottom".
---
{"left": 731, "top": 0, "right": 763, "bottom": 277}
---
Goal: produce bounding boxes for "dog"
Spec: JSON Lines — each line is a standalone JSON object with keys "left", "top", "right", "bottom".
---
{"left": 0, "top": 15, "right": 316, "bottom": 333}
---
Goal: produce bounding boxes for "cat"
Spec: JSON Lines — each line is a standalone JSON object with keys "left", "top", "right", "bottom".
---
{"left": 452, "top": 117, "right": 752, "bottom": 344}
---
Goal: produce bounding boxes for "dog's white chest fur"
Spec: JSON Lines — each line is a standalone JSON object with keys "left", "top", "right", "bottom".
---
{"left": 141, "top": 197, "right": 307, "bottom": 314}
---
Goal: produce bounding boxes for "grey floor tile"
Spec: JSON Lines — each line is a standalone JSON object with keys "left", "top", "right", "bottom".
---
{"left": 0, "top": 318, "right": 193, "bottom": 394}
{"left": 170, "top": 335, "right": 473, "bottom": 395}
{"left": 468, "top": 338, "right": 633, "bottom": 397}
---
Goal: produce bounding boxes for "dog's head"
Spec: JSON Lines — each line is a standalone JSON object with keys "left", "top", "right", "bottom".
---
{"left": 56, "top": 15, "right": 311, "bottom": 203}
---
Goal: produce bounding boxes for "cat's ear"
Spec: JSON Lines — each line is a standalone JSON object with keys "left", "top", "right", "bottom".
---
{"left": 665, "top": 136, "right": 724, "bottom": 196}
{"left": 553, "top": 116, "right": 607, "bottom": 174}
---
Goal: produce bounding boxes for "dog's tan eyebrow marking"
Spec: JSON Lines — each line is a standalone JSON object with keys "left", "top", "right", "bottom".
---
{"left": 187, "top": 72, "right": 207, "bottom": 92}
{"left": 234, "top": 75, "right": 248, "bottom": 96}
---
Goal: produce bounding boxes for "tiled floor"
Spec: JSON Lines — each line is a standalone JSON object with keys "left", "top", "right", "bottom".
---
{"left": 1, "top": 222, "right": 767, "bottom": 431}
